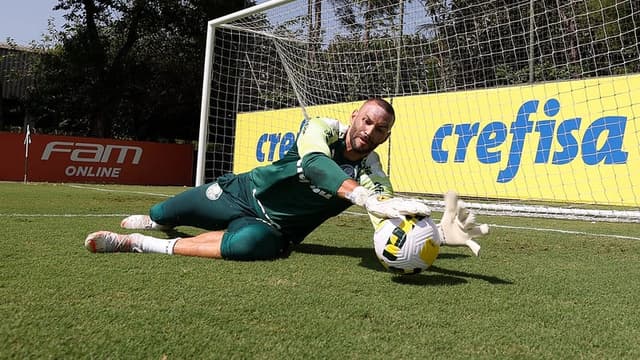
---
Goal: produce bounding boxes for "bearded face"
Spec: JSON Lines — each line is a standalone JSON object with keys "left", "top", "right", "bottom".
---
{"left": 347, "top": 101, "right": 394, "bottom": 155}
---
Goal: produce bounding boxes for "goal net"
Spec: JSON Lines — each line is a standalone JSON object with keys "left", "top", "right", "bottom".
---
{"left": 197, "top": 0, "right": 640, "bottom": 222}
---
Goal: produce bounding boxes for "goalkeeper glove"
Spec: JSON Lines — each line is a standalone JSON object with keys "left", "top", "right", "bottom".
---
{"left": 438, "top": 191, "right": 489, "bottom": 256}
{"left": 347, "top": 186, "right": 431, "bottom": 218}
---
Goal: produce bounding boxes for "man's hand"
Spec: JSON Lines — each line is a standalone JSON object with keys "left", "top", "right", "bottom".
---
{"left": 438, "top": 191, "right": 489, "bottom": 256}
{"left": 346, "top": 186, "right": 430, "bottom": 218}
{"left": 364, "top": 195, "right": 431, "bottom": 219}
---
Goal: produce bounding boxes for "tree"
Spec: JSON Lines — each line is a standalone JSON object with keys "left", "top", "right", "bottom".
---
{"left": 28, "top": 0, "right": 253, "bottom": 140}
{"left": 417, "top": 0, "right": 640, "bottom": 89}
{"left": 329, "top": 0, "right": 411, "bottom": 42}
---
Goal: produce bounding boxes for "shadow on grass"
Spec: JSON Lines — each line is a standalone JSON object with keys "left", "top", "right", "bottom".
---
{"left": 390, "top": 273, "right": 468, "bottom": 286}
{"left": 394, "top": 266, "right": 513, "bottom": 286}
{"left": 164, "top": 229, "right": 196, "bottom": 239}
{"left": 294, "top": 243, "right": 512, "bottom": 286}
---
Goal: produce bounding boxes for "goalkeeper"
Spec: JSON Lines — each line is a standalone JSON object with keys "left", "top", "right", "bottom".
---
{"left": 84, "top": 98, "right": 482, "bottom": 261}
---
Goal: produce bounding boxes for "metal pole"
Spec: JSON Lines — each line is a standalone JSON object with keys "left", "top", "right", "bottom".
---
{"left": 23, "top": 124, "right": 31, "bottom": 183}
{"left": 208, "top": 0, "right": 295, "bottom": 28}
{"left": 528, "top": 0, "right": 535, "bottom": 83}
{"left": 195, "top": 0, "right": 296, "bottom": 186}
{"left": 195, "top": 23, "right": 215, "bottom": 187}
{"left": 389, "top": 0, "right": 405, "bottom": 177}
{"left": 394, "top": 0, "right": 404, "bottom": 98}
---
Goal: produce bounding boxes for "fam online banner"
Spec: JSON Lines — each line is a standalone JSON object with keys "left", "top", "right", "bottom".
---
{"left": 233, "top": 75, "right": 639, "bottom": 206}
{"left": 0, "top": 133, "right": 194, "bottom": 186}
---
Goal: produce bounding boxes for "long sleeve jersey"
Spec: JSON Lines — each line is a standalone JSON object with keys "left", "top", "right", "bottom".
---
{"left": 247, "top": 117, "right": 394, "bottom": 243}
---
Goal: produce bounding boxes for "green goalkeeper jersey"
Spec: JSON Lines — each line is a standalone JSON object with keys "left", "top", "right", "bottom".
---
{"left": 246, "top": 116, "right": 394, "bottom": 243}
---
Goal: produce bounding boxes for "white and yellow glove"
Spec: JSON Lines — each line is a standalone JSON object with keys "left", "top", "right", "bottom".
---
{"left": 438, "top": 191, "right": 489, "bottom": 256}
{"left": 347, "top": 186, "right": 431, "bottom": 218}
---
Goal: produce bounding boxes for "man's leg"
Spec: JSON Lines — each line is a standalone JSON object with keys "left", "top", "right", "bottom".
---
{"left": 122, "top": 180, "right": 252, "bottom": 231}
{"left": 84, "top": 231, "right": 223, "bottom": 257}
{"left": 85, "top": 217, "right": 286, "bottom": 261}
{"left": 219, "top": 217, "right": 286, "bottom": 260}
{"left": 173, "top": 231, "right": 224, "bottom": 258}
{"left": 121, "top": 215, "right": 171, "bottom": 230}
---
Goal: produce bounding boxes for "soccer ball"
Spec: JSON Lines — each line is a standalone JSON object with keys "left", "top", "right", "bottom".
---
{"left": 373, "top": 216, "right": 440, "bottom": 275}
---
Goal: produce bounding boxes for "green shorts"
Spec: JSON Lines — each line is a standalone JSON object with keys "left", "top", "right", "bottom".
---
{"left": 149, "top": 174, "right": 287, "bottom": 260}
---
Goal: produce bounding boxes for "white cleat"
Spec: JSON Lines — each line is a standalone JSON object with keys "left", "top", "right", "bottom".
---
{"left": 120, "top": 215, "right": 172, "bottom": 230}
{"left": 85, "top": 231, "right": 143, "bottom": 253}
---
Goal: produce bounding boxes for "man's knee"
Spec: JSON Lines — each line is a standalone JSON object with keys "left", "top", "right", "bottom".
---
{"left": 221, "top": 222, "right": 285, "bottom": 261}
{"left": 149, "top": 203, "right": 165, "bottom": 223}
{"left": 223, "top": 239, "right": 281, "bottom": 260}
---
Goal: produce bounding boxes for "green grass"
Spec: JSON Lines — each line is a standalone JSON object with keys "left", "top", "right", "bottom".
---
{"left": 1, "top": 182, "right": 640, "bottom": 359}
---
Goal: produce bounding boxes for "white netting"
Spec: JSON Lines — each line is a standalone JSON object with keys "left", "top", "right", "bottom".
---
{"left": 199, "top": 0, "right": 640, "bottom": 222}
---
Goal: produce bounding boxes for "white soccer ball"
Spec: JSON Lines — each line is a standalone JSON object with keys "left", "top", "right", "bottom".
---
{"left": 373, "top": 216, "right": 440, "bottom": 275}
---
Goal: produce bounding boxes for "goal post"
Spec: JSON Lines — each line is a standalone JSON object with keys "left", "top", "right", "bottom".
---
{"left": 197, "top": 0, "right": 640, "bottom": 222}
{"left": 196, "top": 0, "right": 297, "bottom": 186}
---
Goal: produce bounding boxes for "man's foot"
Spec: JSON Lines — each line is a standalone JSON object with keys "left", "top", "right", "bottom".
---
{"left": 120, "top": 215, "right": 172, "bottom": 230}
{"left": 85, "top": 231, "right": 142, "bottom": 253}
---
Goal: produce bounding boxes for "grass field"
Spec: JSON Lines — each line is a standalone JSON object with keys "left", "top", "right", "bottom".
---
{"left": 2, "top": 181, "right": 640, "bottom": 359}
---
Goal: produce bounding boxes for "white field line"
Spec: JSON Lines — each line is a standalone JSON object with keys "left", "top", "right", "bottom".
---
{"left": 1, "top": 213, "right": 128, "bottom": 217}
{"left": 0, "top": 184, "right": 170, "bottom": 218}
{"left": 1, "top": 210, "right": 638, "bottom": 241}
{"left": 342, "top": 210, "right": 640, "bottom": 241}
{"left": 65, "top": 184, "right": 173, "bottom": 197}
{"left": 5, "top": 185, "right": 637, "bottom": 242}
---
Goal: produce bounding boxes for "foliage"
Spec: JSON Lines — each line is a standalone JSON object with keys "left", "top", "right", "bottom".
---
{"left": 20, "top": 0, "right": 640, "bottom": 139}
{"left": 329, "top": 0, "right": 413, "bottom": 41}
{"left": 27, "top": 0, "right": 253, "bottom": 140}
{"left": 420, "top": 0, "right": 640, "bottom": 89}
{"left": 231, "top": 0, "right": 639, "bottom": 111}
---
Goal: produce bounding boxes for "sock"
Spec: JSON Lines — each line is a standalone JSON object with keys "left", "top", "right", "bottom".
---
{"left": 131, "top": 234, "right": 179, "bottom": 255}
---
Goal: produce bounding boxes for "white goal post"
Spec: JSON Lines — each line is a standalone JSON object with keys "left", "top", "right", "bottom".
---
{"left": 197, "top": 0, "right": 640, "bottom": 222}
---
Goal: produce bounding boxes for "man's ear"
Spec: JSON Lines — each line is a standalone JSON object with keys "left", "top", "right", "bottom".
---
{"left": 350, "top": 109, "right": 358, "bottom": 124}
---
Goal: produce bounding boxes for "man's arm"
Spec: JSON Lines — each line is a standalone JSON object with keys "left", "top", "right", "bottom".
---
{"left": 297, "top": 117, "right": 342, "bottom": 158}
{"left": 336, "top": 178, "right": 361, "bottom": 198}
{"left": 296, "top": 118, "right": 429, "bottom": 219}
{"left": 295, "top": 117, "right": 352, "bottom": 194}
{"left": 342, "top": 183, "right": 431, "bottom": 219}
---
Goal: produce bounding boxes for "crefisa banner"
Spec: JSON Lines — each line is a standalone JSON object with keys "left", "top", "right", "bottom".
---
{"left": 232, "top": 74, "right": 639, "bottom": 207}
{"left": 0, "top": 133, "right": 193, "bottom": 186}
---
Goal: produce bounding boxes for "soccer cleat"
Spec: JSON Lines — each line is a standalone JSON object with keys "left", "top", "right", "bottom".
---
{"left": 84, "top": 231, "right": 143, "bottom": 253}
{"left": 120, "top": 215, "right": 172, "bottom": 231}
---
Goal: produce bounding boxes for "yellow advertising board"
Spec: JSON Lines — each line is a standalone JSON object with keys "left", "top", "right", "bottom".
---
{"left": 234, "top": 102, "right": 361, "bottom": 172}
{"left": 234, "top": 75, "right": 640, "bottom": 206}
